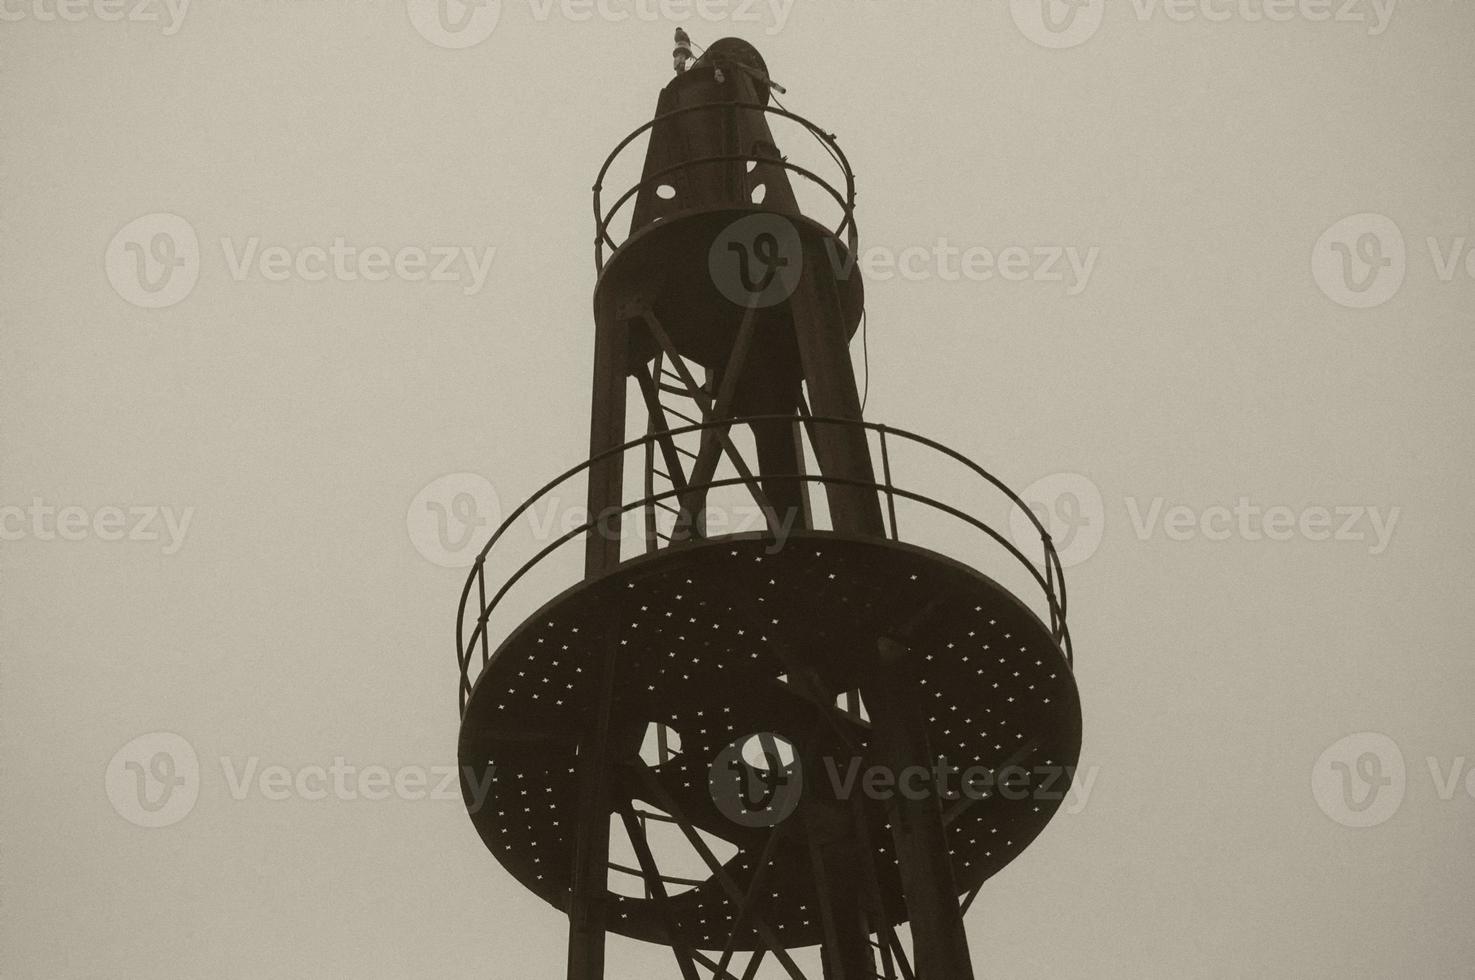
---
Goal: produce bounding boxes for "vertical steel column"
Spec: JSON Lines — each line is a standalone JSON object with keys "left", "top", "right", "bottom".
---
{"left": 864, "top": 636, "right": 976, "bottom": 980}
{"left": 567, "top": 297, "right": 632, "bottom": 980}
{"left": 798, "top": 724, "right": 876, "bottom": 980}
{"left": 786, "top": 215, "right": 975, "bottom": 976}
{"left": 787, "top": 247, "right": 884, "bottom": 537}
{"left": 584, "top": 296, "right": 629, "bottom": 577}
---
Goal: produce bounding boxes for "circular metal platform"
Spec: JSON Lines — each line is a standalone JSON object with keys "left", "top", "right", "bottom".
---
{"left": 459, "top": 531, "right": 1081, "bottom": 951}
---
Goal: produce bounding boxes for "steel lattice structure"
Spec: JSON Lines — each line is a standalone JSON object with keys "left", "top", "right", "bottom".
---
{"left": 455, "top": 38, "right": 1082, "bottom": 980}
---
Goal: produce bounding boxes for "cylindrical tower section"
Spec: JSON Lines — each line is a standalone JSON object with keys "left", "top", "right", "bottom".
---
{"left": 591, "top": 37, "right": 878, "bottom": 567}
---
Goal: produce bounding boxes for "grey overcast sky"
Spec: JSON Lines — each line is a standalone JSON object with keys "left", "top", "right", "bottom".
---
{"left": 2, "top": 1, "right": 1473, "bottom": 977}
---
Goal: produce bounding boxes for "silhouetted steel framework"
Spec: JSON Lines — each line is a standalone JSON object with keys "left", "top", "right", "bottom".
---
{"left": 456, "top": 39, "right": 1082, "bottom": 980}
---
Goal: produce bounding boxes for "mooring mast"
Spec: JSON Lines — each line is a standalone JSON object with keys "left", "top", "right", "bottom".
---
{"left": 456, "top": 38, "right": 1081, "bottom": 979}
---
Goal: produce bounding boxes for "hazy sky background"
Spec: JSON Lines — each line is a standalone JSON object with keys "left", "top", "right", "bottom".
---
{"left": 3, "top": 1, "right": 1473, "bottom": 976}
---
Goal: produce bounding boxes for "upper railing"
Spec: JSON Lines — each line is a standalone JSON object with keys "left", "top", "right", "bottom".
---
{"left": 592, "top": 101, "right": 859, "bottom": 273}
{"left": 456, "top": 416, "right": 1072, "bottom": 715}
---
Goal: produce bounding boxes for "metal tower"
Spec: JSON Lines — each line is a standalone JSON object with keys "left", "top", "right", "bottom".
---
{"left": 456, "top": 37, "right": 1081, "bottom": 980}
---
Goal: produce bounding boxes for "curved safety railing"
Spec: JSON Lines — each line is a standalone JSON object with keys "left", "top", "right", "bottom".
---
{"left": 456, "top": 416, "right": 1072, "bottom": 715}
{"left": 592, "top": 101, "right": 859, "bottom": 273}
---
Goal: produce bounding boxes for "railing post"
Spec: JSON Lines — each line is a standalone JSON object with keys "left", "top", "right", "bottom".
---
{"left": 878, "top": 425, "right": 899, "bottom": 542}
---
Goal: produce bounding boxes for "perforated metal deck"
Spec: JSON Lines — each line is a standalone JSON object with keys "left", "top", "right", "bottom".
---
{"left": 459, "top": 532, "right": 1081, "bottom": 951}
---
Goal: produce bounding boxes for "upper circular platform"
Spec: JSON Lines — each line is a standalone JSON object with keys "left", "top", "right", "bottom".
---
{"left": 590, "top": 73, "right": 864, "bottom": 371}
